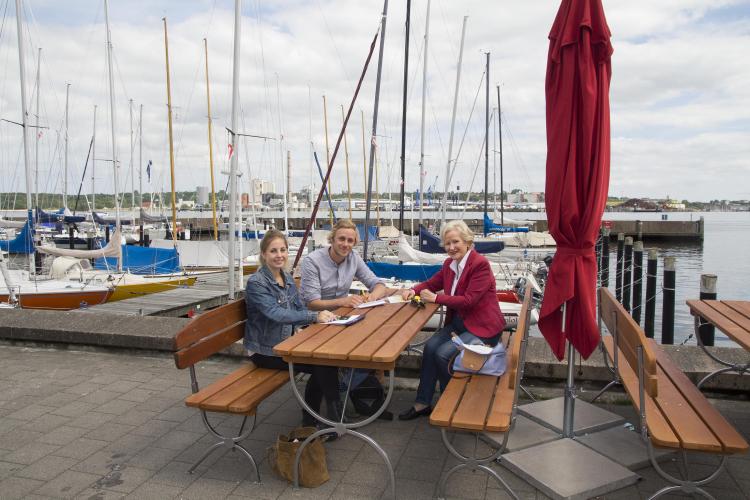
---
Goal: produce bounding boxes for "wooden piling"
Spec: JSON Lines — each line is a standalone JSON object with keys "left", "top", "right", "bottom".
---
{"left": 661, "top": 256, "right": 676, "bottom": 344}
{"left": 615, "top": 232, "right": 624, "bottom": 302}
{"left": 623, "top": 237, "right": 633, "bottom": 312}
{"left": 644, "top": 249, "right": 657, "bottom": 338}
{"left": 699, "top": 274, "right": 717, "bottom": 346}
{"left": 632, "top": 241, "right": 643, "bottom": 324}
{"left": 601, "top": 228, "right": 610, "bottom": 287}
{"left": 68, "top": 226, "right": 75, "bottom": 249}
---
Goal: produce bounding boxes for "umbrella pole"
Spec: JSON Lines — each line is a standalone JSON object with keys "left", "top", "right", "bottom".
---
{"left": 562, "top": 302, "right": 576, "bottom": 438}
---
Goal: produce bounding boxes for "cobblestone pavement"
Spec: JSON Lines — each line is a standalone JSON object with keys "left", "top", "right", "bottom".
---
{"left": 0, "top": 344, "right": 747, "bottom": 499}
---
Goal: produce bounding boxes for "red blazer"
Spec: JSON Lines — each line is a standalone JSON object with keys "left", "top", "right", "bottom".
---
{"left": 413, "top": 249, "right": 505, "bottom": 338}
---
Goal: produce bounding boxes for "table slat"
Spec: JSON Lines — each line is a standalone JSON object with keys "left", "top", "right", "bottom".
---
{"left": 273, "top": 307, "right": 352, "bottom": 356}
{"left": 314, "top": 304, "right": 406, "bottom": 360}
{"left": 348, "top": 305, "right": 418, "bottom": 361}
{"left": 688, "top": 300, "right": 750, "bottom": 351}
{"left": 371, "top": 303, "right": 439, "bottom": 363}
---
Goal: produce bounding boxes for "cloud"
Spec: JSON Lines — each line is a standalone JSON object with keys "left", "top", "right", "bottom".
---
{"left": 0, "top": 0, "right": 747, "bottom": 207}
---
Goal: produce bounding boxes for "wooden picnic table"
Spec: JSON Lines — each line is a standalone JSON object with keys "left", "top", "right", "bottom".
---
{"left": 686, "top": 299, "right": 750, "bottom": 388}
{"left": 273, "top": 295, "right": 438, "bottom": 498}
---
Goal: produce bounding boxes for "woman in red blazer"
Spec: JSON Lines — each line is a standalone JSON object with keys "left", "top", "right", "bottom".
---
{"left": 398, "top": 220, "right": 505, "bottom": 420}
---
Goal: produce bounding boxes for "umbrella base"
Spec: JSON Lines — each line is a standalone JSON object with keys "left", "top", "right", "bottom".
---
{"left": 482, "top": 414, "right": 559, "bottom": 452}
{"left": 576, "top": 425, "right": 674, "bottom": 470}
{"left": 518, "top": 397, "right": 623, "bottom": 435}
{"left": 503, "top": 438, "right": 638, "bottom": 500}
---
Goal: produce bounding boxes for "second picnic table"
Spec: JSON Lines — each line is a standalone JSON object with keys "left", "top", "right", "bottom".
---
{"left": 273, "top": 296, "right": 438, "bottom": 497}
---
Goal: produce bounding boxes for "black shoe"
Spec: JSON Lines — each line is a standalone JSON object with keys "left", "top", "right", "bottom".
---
{"left": 398, "top": 405, "right": 432, "bottom": 421}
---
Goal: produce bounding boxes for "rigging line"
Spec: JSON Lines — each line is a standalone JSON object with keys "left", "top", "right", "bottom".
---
{"left": 0, "top": 0, "right": 9, "bottom": 45}
{"left": 461, "top": 108, "right": 494, "bottom": 217}
{"left": 446, "top": 68, "right": 486, "bottom": 192}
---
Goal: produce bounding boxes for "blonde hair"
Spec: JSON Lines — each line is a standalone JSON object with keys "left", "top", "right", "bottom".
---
{"left": 327, "top": 219, "right": 359, "bottom": 245}
{"left": 440, "top": 220, "right": 474, "bottom": 246}
{"left": 259, "top": 229, "right": 289, "bottom": 267}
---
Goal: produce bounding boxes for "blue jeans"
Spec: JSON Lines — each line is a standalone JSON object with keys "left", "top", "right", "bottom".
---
{"left": 415, "top": 317, "right": 499, "bottom": 407}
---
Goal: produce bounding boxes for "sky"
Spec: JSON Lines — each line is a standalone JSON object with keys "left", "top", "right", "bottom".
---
{"left": 0, "top": 0, "right": 748, "bottom": 205}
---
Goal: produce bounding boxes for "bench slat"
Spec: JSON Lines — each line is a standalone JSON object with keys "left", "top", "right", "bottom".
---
{"left": 200, "top": 367, "right": 281, "bottom": 412}
{"left": 174, "top": 300, "right": 245, "bottom": 350}
{"left": 602, "top": 337, "right": 680, "bottom": 449}
{"left": 650, "top": 340, "right": 748, "bottom": 454}
{"left": 228, "top": 371, "right": 290, "bottom": 413}
{"left": 174, "top": 322, "right": 245, "bottom": 369}
{"left": 430, "top": 377, "right": 468, "bottom": 428}
{"left": 185, "top": 364, "right": 256, "bottom": 407}
{"left": 313, "top": 305, "right": 400, "bottom": 359}
{"left": 450, "top": 375, "right": 499, "bottom": 431}
{"left": 485, "top": 376, "right": 514, "bottom": 433}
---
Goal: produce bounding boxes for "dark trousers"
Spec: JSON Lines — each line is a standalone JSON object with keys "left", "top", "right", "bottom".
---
{"left": 415, "top": 316, "right": 499, "bottom": 407}
{"left": 250, "top": 353, "right": 339, "bottom": 423}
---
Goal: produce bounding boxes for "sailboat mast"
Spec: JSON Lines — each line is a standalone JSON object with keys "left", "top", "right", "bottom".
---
{"left": 361, "top": 110, "right": 367, "bottom": 198}
{"left": 362, "top": 0, "right": 389, "bottom": 259}
{"left": 204, "top": 38, "right": 218, "bottom": 240}
{"left": 139, "top": 104, "right": 143, "bottom": 209}
{"left": 15, "top": 0, "right": 35, "bottom": 274}
{"left": 418, "top": 0, "right": 431, "bottom": 229}
{"left": 92, "top": 105, "right": 96, "bottom": 210}
{"left": 441, "top": 16, "right": 467, "bottom": 226}
{"left": 497, "top": 85, "right": 504, "bottom": 225}
{"left": 64, "top": 83, "right": 70, "bottom": 210}
{"left": 483, "top": 52, "right": 489, "bottom": 223}
{"left": 34, "top": 47, "right": 40, "bottom": 212}
{"left": 227, "top": 0, "right": 242, "bottom": 298}
{"left": 162, "top": 18, "right": 177, "bottom": 243}
{"left": 129, "top": 98, "right": 134, "bottom": 212}
{"left": 322, "top": 95, "right": 333, "bottom": 224}
{"left": 341, "top": 105, "right": 352, "bottom": 219}
{"left": 398, "top": 0, "right": 411, "bottom": 233}
{"left": 103, "top": 0, "right": 121, "bottom": 268}
{"left": 276, "top": 74, "right": 289, "bottom": 234}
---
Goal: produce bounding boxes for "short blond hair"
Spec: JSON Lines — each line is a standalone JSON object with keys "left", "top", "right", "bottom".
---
{"left": 327, "top": 219, "right": 359, "bottom": 245}
{"left": 440, "top": 220, "right": 474, "bottom": 246}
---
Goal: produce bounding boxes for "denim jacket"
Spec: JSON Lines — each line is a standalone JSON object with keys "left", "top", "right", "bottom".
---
{"left": 244, "top": 266, "right": 318, "bottom": 356}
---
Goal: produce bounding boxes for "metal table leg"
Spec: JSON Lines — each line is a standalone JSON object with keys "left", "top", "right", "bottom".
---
{"left": 287, "top": 362, "right": 397, "bottom": 498}
{"left": 693, "top": 316, "right": 749, "bottom": 389}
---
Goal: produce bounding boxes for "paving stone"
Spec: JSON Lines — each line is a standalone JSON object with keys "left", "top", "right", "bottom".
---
{"left": 147, "top": 459, "right": 202, "bottom": 488}
{"left": 231, "top": 462, "right": 288, "bottom": 499}
{"left": 52, "top": 437, "right": 109, "bottom": 461}
{"left": 117, "top": 388, "right": 156, "bottom": 403}
{"left": 51, "top": 401, "right": 98, "bottom": 418}
{"left": 326, "top": 447, "right": 359, "bottom": 472}
{"left": 0, "top": 428, "right": 44, "bottom": 451}
{"left": 125, "top": 480, "right": 183, "bottom": 499}
{"left": 76, "top": 487, "right": 127, "bottom": 499}
{"left": 38, "top": 425, "right": 89, "bottom": 446}
{"left": 79, "top": 390, "right": 122, "bottom": 405}
{"left": 72, "top": 450, "right": 128, "bottom": 476}
{"left": 152, "top": 429, "right": 205, "bottom": 451}
{"left": 67, "top": 410, "right": 117, "bottom": 430}
{"left": 3, "top": 442, "right": 60, "bottom": 465}
{"left": 15, "top": 454, "right": 78, "bottom": 481}
{"left": 0, "top": 460, "right": 24, "bottom": 480}
{"left": 201, "top": 452, "right": 261, "bottom": 483}
{"left": 0, "top": 476, "right": 45, "bottom": 500}
{"left": 396, "top": 455, "right": 445, "bottom": 483}
{"left": 275, "top": 470, "right": 344, "bottom": 500}
{"left": 104, "top": 433, "right": 154, "bottom": 458}
{"left": 340, "top": 460, "right": 390, "bottom": 488}
{"left": 178, "top": 476, "right": 243, "bottom": 499}
{"left": 92, "top": 465, "right": 155, "bottom": 493}
{"left": 104, "top": 380, "right": 143, "bottom": 394}
{"left": 36, "top": 390, "right": 82, "bottom": 408}
{"left": 0, "top": 417, "right": 26, "bottom": 436}
{"left": 127, "top": 446, "right": 181, "bottom": 471}
{"left": 129, "top": 417, "right": 179, "bottom": 438}
{"left": 32, "top": 470, "right": 99, "bottom": 499}
{"left": 6, "top": 404, "right": 55, "bottom": 421}
{"left": 113, "top": 409, "right": 160, "bottom": 427}
{"left": 64, "top": 381, "right": 105, "bottom": 395}
{"left": 135, "top": 397, "right": 177, "bottom": 413}
{"left": 393, "top": 478, "right": 437, "bottom": 500}
{"left": 441, "top": 469, "right": 489, "bottom": 500}
{"left": 331, "top": 481, "right": 385, "bottom": 499}
{"left": 96, "top": 399, "right": 139, "bottom": 415}
{"left": 155, "top": 404, "right": 195, "bottom": 423}
{"left": 21, "top": 412, "right": 72, "bottom": 433}
{"left": 87, "top": 422, "right": 136, "bottom": 442}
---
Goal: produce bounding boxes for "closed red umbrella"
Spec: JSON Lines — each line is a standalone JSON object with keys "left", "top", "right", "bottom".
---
{"left": 539, "top": 0, "right": 613, "bottom": 361}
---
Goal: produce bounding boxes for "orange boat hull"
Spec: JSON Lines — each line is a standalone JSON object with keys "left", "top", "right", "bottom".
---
{"left": 0, "top": 290, "right": 112, "bottom": 310}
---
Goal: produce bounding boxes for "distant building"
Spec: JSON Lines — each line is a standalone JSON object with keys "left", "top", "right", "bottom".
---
{"left": 252, "top": 179, "right": 275, "bottom": 202}
{"left": 196, "top": 186, "right": 209, "bottom": 205}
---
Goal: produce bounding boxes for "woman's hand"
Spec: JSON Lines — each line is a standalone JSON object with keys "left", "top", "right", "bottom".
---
{"left": 420, "top": 289, "right": 437, "bottom": 303}
{"left": 316, "top": 310, "right": 337, "bottom": 323}
{"left": 401, "top": 289, "right": 415, "bottom": 301}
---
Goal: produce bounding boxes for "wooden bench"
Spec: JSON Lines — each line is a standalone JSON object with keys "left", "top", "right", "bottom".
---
{"left": 597, "top": 287, "right": 748, "bottom": 499}
{"left": 429, "top": 285, "right": 533, "bottom": 500}
{"left": 173, "top": 299, "right": 289, "bottom": 481}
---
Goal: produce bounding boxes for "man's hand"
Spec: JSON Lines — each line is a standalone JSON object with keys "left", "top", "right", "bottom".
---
{"left": 420, "top": 289, "right": 437, "bottom": 303}
{"left": 340, "top": 294, "right": 365, "bottom": 308}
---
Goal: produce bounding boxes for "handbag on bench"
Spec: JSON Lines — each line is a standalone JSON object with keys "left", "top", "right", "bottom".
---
{"left": 449, "top": 334, "right": 507, "bottom": 377}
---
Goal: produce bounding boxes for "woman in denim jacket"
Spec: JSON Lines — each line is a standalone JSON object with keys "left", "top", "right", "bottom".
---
{"left": 244, "top": 229, "right": 340, "bottom": 426}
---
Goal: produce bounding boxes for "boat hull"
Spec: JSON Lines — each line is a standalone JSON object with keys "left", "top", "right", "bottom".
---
{"left": 106, "top": 276, "right": 197, "bottom": 302}
{"left": 0, "top": 289, "right": 112, "bottom": 310}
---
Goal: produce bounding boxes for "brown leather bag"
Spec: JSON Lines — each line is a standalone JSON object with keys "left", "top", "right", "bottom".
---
{"left": 269, "top": 426, "right": 329, "bottom": 488}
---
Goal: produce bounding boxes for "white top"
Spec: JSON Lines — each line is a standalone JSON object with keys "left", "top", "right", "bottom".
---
{"left": 449, "top": 249, "right": 472, "bottom": 296}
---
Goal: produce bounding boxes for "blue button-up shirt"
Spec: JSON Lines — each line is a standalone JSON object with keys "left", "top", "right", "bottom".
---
{"left": 244, "top": 266, "right": 318, "bottom": 356}
{"left": 299, "top": 247, "right": 383, "bottom": 305}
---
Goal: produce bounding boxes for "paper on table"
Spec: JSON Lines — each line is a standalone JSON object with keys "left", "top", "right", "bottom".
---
{"left": 355, "top": 296, "right": 405, "bottom": 309}
{"left": 325, "top": 314, "right": 365, "bottom": 326}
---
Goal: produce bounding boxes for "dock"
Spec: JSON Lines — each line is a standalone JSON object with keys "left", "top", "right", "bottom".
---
{"left": 75, "top": 271, "right": 235, "bottom": 317}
